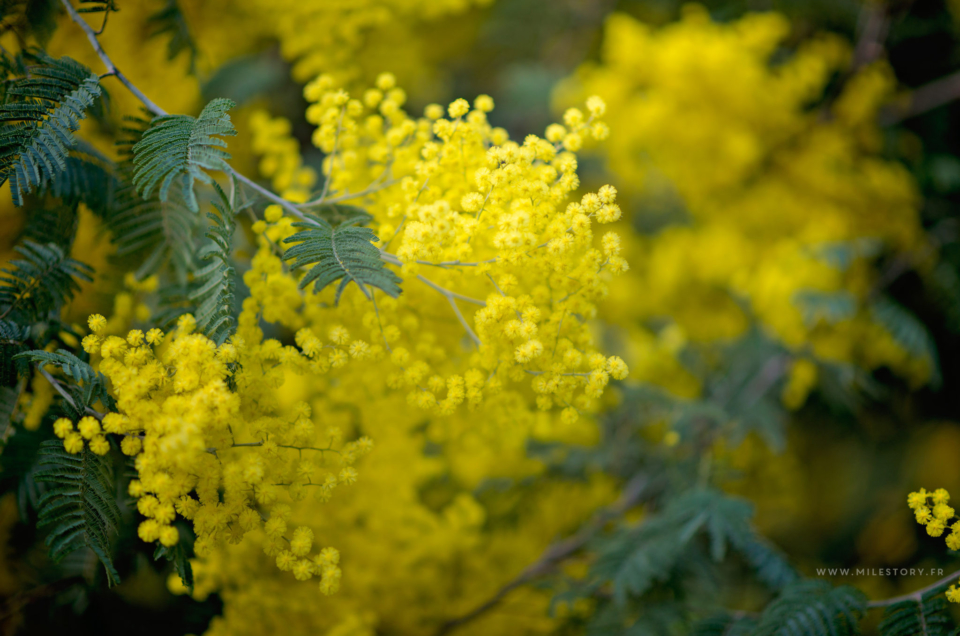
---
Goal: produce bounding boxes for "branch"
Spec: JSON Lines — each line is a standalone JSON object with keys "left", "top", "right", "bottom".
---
{"left": 59, "top": 0, "right": 167, "bottom": 117}
{"left": 435, "top": 473, "right": 652, "bottom": 636}
{"left": 866, "top": 567, "right": 960, "bottom": 608}
{"left": 58, "top": 2, "right": 496, "bottom": 345}
{"left": 36, "top": 365, "right": 105, "bottom": 421}
{"left": 881, "top": 69, "right": 960, "bottom": 125}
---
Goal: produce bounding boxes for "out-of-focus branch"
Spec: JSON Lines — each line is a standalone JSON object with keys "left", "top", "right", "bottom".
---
{"left": 881, "top": 69, "right": 960, "bottom": 125}
{"left": 852, "top": 1, "right": 891, "bottom": 70}
{"left": 435, "top": 473, "right": 652, "bottom": 636}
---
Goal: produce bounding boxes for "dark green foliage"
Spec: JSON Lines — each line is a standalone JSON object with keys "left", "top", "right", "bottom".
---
{"left": 283, "top": 214, "right": 402, "bottom": 304}
{"left": 77, "top": 0, "right": 118, "bottom": 14}
{"left": 0, "top": 319, "right": 29, "bottom": 343}
{"left": 0, "top": 386, "right": 18, "bottom": 438}
{"left": 752, "top": 581, "right": 867, "bottom": 636}
{"left": 148, "top": 0, "right": 197, "bottom": 73}
{"left": 0, "top": 240, "right": 92, "bottom": 323}
{"left": 0, "top": 55, "right": 101, "bottom": 205}
{"left": 190, "top": 186, "right": 236, "bottom": 345}
{"left": 691, "top": 613, "right": 757, "bottom": 636}
{"left": 794, "top": 291, "right": 857, "bottom": 327}
{"left": 878, "top": 595, "right": 954, "bottom": 636}
{"left": 596, "top": 489, "right": 797, "bottom": 605}
{"left": 36, "top": 141, "right": 119, "bottom": 218}
{"left": 15, "top": 349, "right": 115, "bottom": 414}
{"left": 154, "top": 524, "right": 194, "bottom": 591}
{"left": 870, "top": 297, "right": 940, "bottom": 386}
{"left": 201, "top": 53, "right": 288, "bottom": 105}
{"left": 34, "top": 440, "right": 120, "bottom": 586}
{"left": 107, "top": 168, "right": 198, "bottom": 280}
{"left": 131, "top": 97, "right": 237, "bottom": 211}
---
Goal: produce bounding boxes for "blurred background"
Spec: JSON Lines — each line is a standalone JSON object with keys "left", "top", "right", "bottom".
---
{"left": 3, "top": 0, "right": 960, "bottom": 633}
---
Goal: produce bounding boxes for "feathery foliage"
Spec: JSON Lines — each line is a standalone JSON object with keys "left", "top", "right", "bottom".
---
{"left": 189, "top": 185, "right": 236, "bottom": 345}
{"left": 0, "top": 240, "right": 92, "bottom": 323}
{"left": 596, "top": 489, "right": 797, "bottom": 605}
{"left": 752, "top": 580, "right": 867, "bottom": 636}
{"left": 34, "top": 440, "right": 120, "bottom": 586}
{"left": 154, "top": 525, "right": 194, "bottom": 591}
{"left": 131, "top": 97, "right": 236, "bottom": 211}
{"left": 691, "top": 613, "right": 757, "bottom": 636}
{"left": 0, "top": 386, "right": 18, "bottom": 439}
{"left": 15, "top": 349, "right": 115, "bottom": 415}
{"left": 36, "top": 141, "right": 119, "bottom": 218}
{"left": 0, "top": 55, "right": 101, "bottom": 205}
{"left": 107, "top": 169, "right": 198, "bottom": 280}
{"left": 108, "top": 117, "right": 199, "bottom": 280}
{"left": 148, "top": 0, "right": 197, "bottom": 73}
{"left": 871, "top": 297, "right": 940, "bottom": 386}
{"left": 878, "top": 595, "right": 954, "bottom": 636}
{"left": 282, "top": 214, "right": 402, "bottom": 304}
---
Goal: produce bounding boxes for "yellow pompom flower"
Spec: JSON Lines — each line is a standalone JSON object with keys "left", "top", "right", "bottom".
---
{"left": 53, "top": 418, "right": 73, "bottom": 439}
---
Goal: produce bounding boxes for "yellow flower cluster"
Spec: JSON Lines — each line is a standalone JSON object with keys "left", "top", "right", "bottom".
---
{"left": 245, "top": 73, "right": 628, "bottom": 430}
{"left": 178, "top": 75, "right": 627, "bottom": 634}
{"left": 184, "top": 0, "right": 494, "bottom": 83}
{"left": 75, "top": 313, "right": 370, "bottom": 593}
{"left": 556, "top": 6, "right": 930, "bottom": 399}
{"left": 908, "top": 488, "right": 960, "bottom": 602}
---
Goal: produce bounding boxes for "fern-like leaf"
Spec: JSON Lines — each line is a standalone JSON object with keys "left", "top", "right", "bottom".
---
{"left": 147, "top": 0, "right": 197, "bottom": 73}
{"left": 282, "top": 215, "right": 402, "bottom": 304}
{"left": 189, "top": 185, "right": 236, "bottom": 344}
{"left": 154, "top": 524, "right": 194, "bottom": 591}
{"left": 871, "top": 297, "right": 940, "bottom": 386}
{"left": 107, "top": 169, "right": 198, "bottom": 280}
{"left": 0, "top": 240, "right": 92, "bottom": 323}
{"left": 691, "top": 613, "right": 756, "bottom": 636}
{"left": 34, "top": 440, "right": 120, "bottom": 586}
{"left": 0, "top": 385, "right": 18, "bottom": 439}
{"left": 0, "top": 55, "right": 101, "bottom": 205}
{"left": 879, "top": 595, "right": 953, "bottom": 636}
{"left": 36, "top": 140, "right": 119, "bottom": 218}
{"left": 753, "top": 580, "right": 866, "bottom": 636}
{"left": 14, "top": 349, "right": 114, "bottom": 414}
{"left": 131, "top": 97, "right": 236, "bottom": 211}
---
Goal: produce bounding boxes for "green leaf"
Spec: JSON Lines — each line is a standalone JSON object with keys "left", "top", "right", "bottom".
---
{"left": 752, "top": 580, "right": 866, "bottom": 636}
{"left": 147, "top": 0, "right": 197, "bottom": 73}
{"left": 870, "top": 297, "right": 940, "bottom": 387}
{"left": 35, "top": 140, "right": 120, "bottom": 219}
{"left": 153, "top": 524, "right": 194, "bottom": 591}
{"left": 131, "top": 97, "right": 237, "bottom": 212}
{"left": 691, "top": 613, "right": 757, "bottom": 636}
{"left": 282, "top": 214, "right": 402, "bottom": 304}
{"left": 14, "top": 349, "right": 114, "bottom": 414}
{"left": 0, "top": 55, "right": 101, "bottom": 205}
{"left": 189, "top": 184, "right": 236, "bottom": 345}
{"left": 0, "top": 240, "right": 92, "bottom": 324}
{"left": 598, "top": 489, "right": 797, "bottom": 605}
{"left": 879, "top": 595, "right": 954, "bottom": 636}
{"left": 34, "top": 440, "right": 121, "bottom": 586}
{"left": 107, "top": 168, "right": 199, "bottom": 281}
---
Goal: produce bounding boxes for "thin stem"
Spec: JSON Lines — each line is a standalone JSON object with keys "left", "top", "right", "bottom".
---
{"left": 59, "top": 0, "right": 167, "bottom": 117}
{"left": 316, "top": 105, "right": 346, "bottom": 204}
{"left": 415, "top": 274, "right": 486, "bottom": 306}
{"left": 36, "top": 366, "right": 105, "bottom": 420}
{"left": 436, "top": 474, "right": 652, "bottom": 635}
{"left": 866, "top": 568, "right": 960, "bottom": 608}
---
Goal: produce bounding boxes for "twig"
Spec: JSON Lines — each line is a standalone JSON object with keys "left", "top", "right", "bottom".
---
{"left": 59, "top": 0, "right": 166, "bottom": 117}
{"left": 881, "top": 69, "right": 960, "bottom": 125}
{"left": 851, "top": 1, "right": 890, "bottom": 71}
{"left": 866, "top": 567, "right": 960, "bottom": 608}
{"left": 436, "top": 473, "right": 651, "bottom": 635}
{"left": 36, "top": 365, "right": 105, "bottom": 421}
